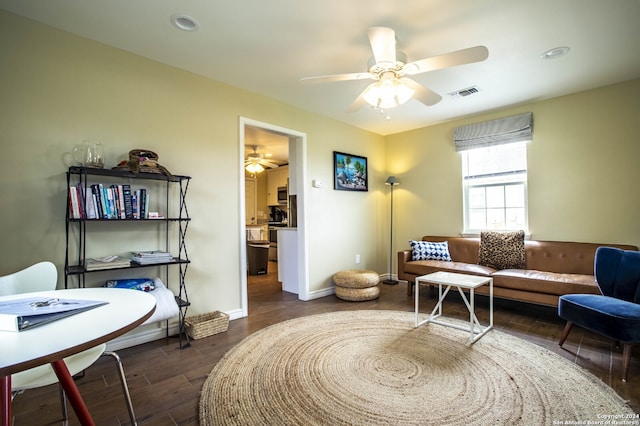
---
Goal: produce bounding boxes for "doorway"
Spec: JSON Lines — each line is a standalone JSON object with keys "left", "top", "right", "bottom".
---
{"left": 239, "top": 117, "right": 309, "bottom": 318}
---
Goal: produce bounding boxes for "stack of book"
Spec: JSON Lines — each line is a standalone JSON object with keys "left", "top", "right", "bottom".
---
{"left": 68, "top": 182, "right": 151, "bottom": 220}
{"left": 85, "top": 255, "right": 131, "bottom": 271}
{"left": 130, "top": 251, "right": 173, "bottom": 265}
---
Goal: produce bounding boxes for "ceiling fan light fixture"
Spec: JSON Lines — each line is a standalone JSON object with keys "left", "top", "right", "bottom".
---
{"left": 362, "top": 73, "right": 414, "bottom": 109}
{"left": 245, "top": 162, "right": 265, "bottom": 174}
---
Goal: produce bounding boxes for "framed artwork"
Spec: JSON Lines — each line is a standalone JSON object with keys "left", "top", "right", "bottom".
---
{"left": 333, "top": 151, "right": 368, "bottom": 191}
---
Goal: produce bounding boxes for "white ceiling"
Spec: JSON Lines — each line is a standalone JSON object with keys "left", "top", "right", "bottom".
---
{"left": 2, "top": 0, "right": 639, "bottom": 141}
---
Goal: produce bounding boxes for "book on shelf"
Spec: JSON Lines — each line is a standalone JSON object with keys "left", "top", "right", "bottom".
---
{"left": 90, "top": 184, "right": 104, "bottom": 219}
{"left": 75, "top": 182, "right": 86, "bottom": 218}
{"left": 84, "top": 187, "right": 97, "bottom": 219}
{"left": 68, "top": 186, "right": 81, "bottom": 219}
{"left": 131, "top": 250, "right": 172, "bottom": 257}
{"left": 105, "top": 185, "right": 115, "bottom": 219}
{"left": 0, "top": 297, "right": 108, "bottom": 332}
{"left": 85, "top": 255, "right": 131, "bottom": 271}
{"left": 133, "top": 188, "right": 148, "bottom": 219}
{"left": 114, "top": 184, "right": 126, "bottom": 219}
{"left": 130, "top": 250, "right": 173, "bottom": 265}
{"left": 143, "top": 190, "right": 149, "bottom": 218}
{"left": 71, "top": 180, "right": 154, "bottom": 220}
{"left": 122, "top": 184, "right": 133, "bottom": 219}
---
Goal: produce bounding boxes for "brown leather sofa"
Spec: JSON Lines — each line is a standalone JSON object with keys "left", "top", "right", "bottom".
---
{"left": 399, "top": 236, "right": 638, "bottom": 306}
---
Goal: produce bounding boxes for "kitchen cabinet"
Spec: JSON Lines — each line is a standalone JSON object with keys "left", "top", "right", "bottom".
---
{"left": 266, "top": 165, "right": 288, "bottom": 206}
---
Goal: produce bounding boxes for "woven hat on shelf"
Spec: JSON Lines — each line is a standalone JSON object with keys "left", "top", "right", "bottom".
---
{"left": 113, "top": 149, "right": 174, "bottom": 178}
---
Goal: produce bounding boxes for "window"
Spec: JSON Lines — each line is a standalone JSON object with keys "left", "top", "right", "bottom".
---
{"left": 461, "top": 142, "right": 528, "bottom": 233}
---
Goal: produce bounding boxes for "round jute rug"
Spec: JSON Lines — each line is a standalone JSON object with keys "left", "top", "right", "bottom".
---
{"left": 200, "top": 310, "right": 634, "bottom": 425}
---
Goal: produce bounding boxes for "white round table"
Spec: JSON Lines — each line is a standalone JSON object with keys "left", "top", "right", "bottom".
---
{"left": 0, "top": 288, "right": 156, "bottom": 426}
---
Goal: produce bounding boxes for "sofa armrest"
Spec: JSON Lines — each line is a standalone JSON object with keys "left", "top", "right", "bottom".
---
{"left": 398, "top": 250, "right": 412, "bottom": 280}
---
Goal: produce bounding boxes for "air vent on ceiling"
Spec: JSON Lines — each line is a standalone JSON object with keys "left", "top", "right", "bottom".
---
{"left": 449, "top": 86, "right": 480, "bottom": 99}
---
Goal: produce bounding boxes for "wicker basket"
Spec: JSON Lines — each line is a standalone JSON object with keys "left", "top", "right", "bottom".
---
{"left": 184, "top": 311, "right": 229, "bottom": 340}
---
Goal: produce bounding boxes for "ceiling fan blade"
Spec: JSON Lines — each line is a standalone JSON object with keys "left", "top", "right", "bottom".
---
{"left": 300, "top": 72, "right": 373, "bottom": 84}
{"left": 404, "top": 46, "right": 489, "bottom": 75}
{"left": 346, "top": 90, "right": 369, "bottom": 113}
{"left": 260, "top": 160, "right": 279, "bottom": 168}
{"left": 399, "top": 78, "right": 442, "bottom": 106}
{"left": 368, "top": 27, "right": 396, "bottom": 64}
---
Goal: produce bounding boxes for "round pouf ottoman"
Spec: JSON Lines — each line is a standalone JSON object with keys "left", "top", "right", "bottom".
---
{"left": 333, "top": 269, "right": 380, "bottom": 301}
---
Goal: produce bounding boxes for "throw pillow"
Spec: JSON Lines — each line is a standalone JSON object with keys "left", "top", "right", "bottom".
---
{"left": 410, "top": 240, "right": 452, "bottom": 261}
{"left": 478, "top": 230, "right": 526, "bottom": 270}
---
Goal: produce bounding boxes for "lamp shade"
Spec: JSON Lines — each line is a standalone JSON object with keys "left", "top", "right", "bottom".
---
{"left": 362, "top": 73, "right": 414, "bottom": 109}
{"left": 385, "top": 176, "right": 400, "bottom": 186}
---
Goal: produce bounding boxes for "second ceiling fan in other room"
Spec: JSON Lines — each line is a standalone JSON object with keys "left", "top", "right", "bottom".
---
{"left": 245, "top": 145, "right": 279, "bottom": 174}
{"left": 300, "top": 27, "right": 489, "bottom": 112}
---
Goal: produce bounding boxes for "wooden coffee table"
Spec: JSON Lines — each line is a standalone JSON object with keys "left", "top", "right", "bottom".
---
{"left": 414, "top": 271, "right": 493, "bottom": 343}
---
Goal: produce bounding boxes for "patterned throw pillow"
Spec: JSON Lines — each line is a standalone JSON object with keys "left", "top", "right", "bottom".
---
{"left": 478, "top": 230, "right": 526, "bottom": 270}
{"left": 409, "top": 240, "right": 452, "bottom": 261}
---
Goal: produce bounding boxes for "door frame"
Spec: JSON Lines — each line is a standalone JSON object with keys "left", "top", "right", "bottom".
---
{"left": 238, "top": 117, "right": 309, "bottom": 317}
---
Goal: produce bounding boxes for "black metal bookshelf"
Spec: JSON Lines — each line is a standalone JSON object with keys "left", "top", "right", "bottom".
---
{"left": 65, "top": 166, "right": 192, "bottom": 348}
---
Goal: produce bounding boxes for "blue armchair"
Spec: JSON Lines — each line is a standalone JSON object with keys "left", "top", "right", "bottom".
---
{"left": 558, "top": 246, "right": 640, "bottom": 382}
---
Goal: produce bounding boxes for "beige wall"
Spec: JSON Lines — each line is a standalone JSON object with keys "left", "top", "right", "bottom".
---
{"left": 386, "top": 80, "right": 640, "bottom": 257}
{"left": 0, "top": 11, "right": 385, "bottom": 317}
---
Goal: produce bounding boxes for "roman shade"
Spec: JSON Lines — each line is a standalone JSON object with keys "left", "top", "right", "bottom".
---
{"left": 454, "top": 112, "right": 533, "bottom": 152}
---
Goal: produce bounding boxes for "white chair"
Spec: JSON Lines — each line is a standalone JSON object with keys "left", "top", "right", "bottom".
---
{"left": 0, "top": 261, "right": 137, "bottom": 424}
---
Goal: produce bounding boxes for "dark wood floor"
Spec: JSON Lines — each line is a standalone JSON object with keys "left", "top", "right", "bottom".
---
{"left": 12, "top": 261, "right": 640, "bottom": 424}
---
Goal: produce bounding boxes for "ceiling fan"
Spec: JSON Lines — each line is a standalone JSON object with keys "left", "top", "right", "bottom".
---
{"left": 245, "top": 145, "right": 278, "bottom": 174}
{"left": 300, "top": 27, "right": 489, "bottom": 112}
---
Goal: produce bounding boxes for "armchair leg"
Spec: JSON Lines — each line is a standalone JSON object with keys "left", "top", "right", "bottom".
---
{"left": 103, "top": 351, "right": 137, "bottom": 425}
{"left": 622, "top": 344, "right": 632, "bottom": 383}
{"left": 58, "top": 385, "right": 68, "bottom": 421}
{"left": 559, "top": 321, "right": 573, "bottom": 346}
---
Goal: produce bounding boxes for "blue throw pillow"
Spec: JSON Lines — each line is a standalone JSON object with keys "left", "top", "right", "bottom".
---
{"left": 410, "top": 240, "right": 452, "bottom": 261}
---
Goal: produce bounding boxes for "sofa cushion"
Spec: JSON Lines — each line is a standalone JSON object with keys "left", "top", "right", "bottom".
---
{"left": 410, "top": 240, "right": 452, "bottom": 261}
{"left": 491, "top": 269, "right": 599, "bottom": 296}
{"left": 404, "top": 260, "right": 494, "bottom": 277}
{"left": 478, "top": 231, "right": 525, "bottom": 270}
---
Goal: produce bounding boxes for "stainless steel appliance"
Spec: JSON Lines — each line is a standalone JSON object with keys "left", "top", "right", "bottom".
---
{"left": 268, "top": 223, "right": 286, "bottom": 261}
{"left": 277, "top": 186, "right": 287, "bottom": 204}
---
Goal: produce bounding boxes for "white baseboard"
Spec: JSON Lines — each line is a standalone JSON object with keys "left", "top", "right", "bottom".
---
{"left": 226, "top": 308, "right": 245, "bottom": 321}
{"left": 380, "top": 273, "right": 400, "bottom": 282}
{"left": 106, "top": 319, "right": 180, "bottom": 351}
{"left": 308, "top": 287, "right": 335, "bottom": 299}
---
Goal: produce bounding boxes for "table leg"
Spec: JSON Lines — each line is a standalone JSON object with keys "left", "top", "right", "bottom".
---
{"left": 414, "top": 278, "right": 420, "bottom": 326}
{"left": 51, "top": 360, "right": 95, "bottom": 426}
{"left": 489, "top": 278, "right": 494, "bottom": 328}
{"left": 1, "top": 376, "right": 10, "bottom": 426}
{"left": 470, "top": 288, "right": 475, "bottom": 342}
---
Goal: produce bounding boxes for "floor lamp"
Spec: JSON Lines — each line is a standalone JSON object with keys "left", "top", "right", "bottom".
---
{"left": 383, "top": 176, "right": 400, "bottom": 284}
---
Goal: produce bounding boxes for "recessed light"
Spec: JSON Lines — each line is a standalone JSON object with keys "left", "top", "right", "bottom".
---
{"left": 541, "top": 46, "right": 570, "bottom": 60}
{"left": 170, "top": 14, "right": 199, "bottom": 32}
